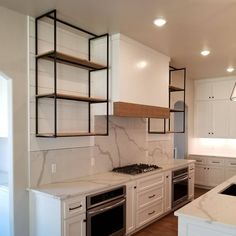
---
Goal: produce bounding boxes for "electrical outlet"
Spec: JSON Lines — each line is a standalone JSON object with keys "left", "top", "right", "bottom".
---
{"left": 51, "top": 163, "right": 57, "bottom": 174}
{"left": 91, "top": 157, "right": 95, "bottom": 167}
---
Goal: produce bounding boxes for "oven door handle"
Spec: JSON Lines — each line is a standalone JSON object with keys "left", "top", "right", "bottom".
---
{"left": 173, "top": 175, "right": 188, "bottom": 183}
{"left": 88, "top": 198, "right": 125, "bottom": 215}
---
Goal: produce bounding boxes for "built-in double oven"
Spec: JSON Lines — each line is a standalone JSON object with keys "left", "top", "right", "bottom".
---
{"left": 172, "top": 167, "right": 189, "bottom": 208}
{"left": 86, "top": 186, "right": 126, "bottom": 236}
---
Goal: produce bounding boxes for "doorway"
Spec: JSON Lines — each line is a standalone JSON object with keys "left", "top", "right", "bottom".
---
{"left": 0, "top": 73, "right": 13, "bottom": 236}
{"left": 173, "top": 101, "right": 188, "bottom": 159}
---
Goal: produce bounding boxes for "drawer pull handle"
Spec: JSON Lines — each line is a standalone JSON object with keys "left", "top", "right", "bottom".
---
{"left": 190, "top": 168, "right": 194, "bottom": 170}
{"left": 230, "top": 163, "right": 236, "bottom": 165}
{"left": 148, "top": 210, "right": 155, "bottom": 215}
{"left": 69, "top": 204, "right": 82, "bottom": 211}
{"left": 196, "top": 160, "right": 202, "bottom": 162}
{"left": 212, "top": 161, "right": 220, "bottom": 164}
{"left": 148, "top": 194, "right": 156, "bottom": 199}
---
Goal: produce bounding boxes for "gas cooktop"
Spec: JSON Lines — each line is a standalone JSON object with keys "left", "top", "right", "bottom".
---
{"left": 112, "top": 163, "right": 161, "bottom": 175}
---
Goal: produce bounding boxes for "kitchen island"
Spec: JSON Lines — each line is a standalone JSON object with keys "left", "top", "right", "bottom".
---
{"left": 175, "top": 175, "right": 236, "bottom": 236}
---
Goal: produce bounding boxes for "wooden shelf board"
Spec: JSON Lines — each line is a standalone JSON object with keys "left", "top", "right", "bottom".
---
{"left": 169, "top": 85, "right": 184, "bottom": 92}
{"left": 36, "top": 132, "right": 108, "bottom": 137}
{"left": 36, "top": 51, "right": 107, "bottom": 70}
{"left": 36, "top": 93, "right": 108, "bottom": 103}
{"left": 113, "top": 102, "right": 170, "bottom": 119}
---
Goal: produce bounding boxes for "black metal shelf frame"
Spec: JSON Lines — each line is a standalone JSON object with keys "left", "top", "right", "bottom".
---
{"left": 148, "top": 66, "right": 186, "bottom": 134}
{"left": 35, "top": 10, "right": 109, "bottom": 137}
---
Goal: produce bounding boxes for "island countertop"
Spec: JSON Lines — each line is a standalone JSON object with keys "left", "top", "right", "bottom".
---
{"left": 175, "top": 174, "right": 236, "bottom": 229}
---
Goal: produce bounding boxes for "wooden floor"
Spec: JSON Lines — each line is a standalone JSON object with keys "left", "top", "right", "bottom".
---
{"left": 134, "top": 188, "right": 208, "bottom": 236}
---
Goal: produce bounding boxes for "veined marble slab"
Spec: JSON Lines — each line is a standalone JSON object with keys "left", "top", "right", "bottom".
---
{"left": 175, "top": 174, "right": 236, "bottom": 228}
{"left": 30, "top": 159, "right": 194, "bottom": 200}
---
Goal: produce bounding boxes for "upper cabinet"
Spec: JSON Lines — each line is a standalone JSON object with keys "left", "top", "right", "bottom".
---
{"left": 111, "top": 34, "right": 170, "bottom": 117}
{"left": 195, "top": 79, "right": 235, "bottom": 101}
{"left": 194, "top": 77, "right": 236, "bottom": 138}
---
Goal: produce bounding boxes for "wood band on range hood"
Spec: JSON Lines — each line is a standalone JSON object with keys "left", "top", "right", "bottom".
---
{"left": 113, "top": 102, "right": 170, "bottom": 118}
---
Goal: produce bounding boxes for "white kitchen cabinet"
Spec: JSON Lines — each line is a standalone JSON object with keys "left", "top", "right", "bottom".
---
{"left": 195, "top": 100, "right": 229, "bottom": 138}
{"left": 188, "top": 165, "right": 195, "bottom": 200}
{"left": 195, "top": 165, "right": 224, "bottom": 187}
{"left": 194, "top": 78, "right": 236, "bottom": 139}
{"left": 111, "top": 34, "right": 170, "bottom": 109}
{"left": 64, "top": 214, "right": 85, "bottom": 236}
{"left": 30, "top": 191, "right": 86, "bottom": 236}
{"left": 194, "top": 101, "right": 212, "bottom": 137}
{"left": 207, "top": 166, "right": 225, "bottom": 187}
{"left": 195, "top": 165, "right": 206, "bottom": 186}
{"left": 126, "top": 181, "right": 136, "bottom": 235}
{"left": 224, "top": 159, "right": 236, "bottom": 180}
{"left": 195, "top": 79, "right": 235, "bottom": 101}
{"left": 164, "top": 171, "right": 172, "bottom": 212}
{"left": 189, "top": 155, "right": 232, "bottom": 188}
{"left": 229, "top": 102, "right": 236, "bottom": 138}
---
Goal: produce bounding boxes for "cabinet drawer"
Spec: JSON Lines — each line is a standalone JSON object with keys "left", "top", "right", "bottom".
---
{"left": 190, "top": 156, "right": 206, "bottom": 165}
{"left": 137, "top": 186, "right": 163, "bottom": 209}
{"left": 207, "top": 158, "right": 224, "bottom": 166}
{"left": 136, "top": 200, "right": 163, "bottom": 228}
{"left": 137, "top": 173, "right": 164, "bottom": 192}
{"left": 63, "top": 196, "right": 85, "bottom": 219}
{"left": 189, "top": 164, "right": 195, "bottom": 173}
{"left": 225, "top": 159, "right": 236, "bottom": 167}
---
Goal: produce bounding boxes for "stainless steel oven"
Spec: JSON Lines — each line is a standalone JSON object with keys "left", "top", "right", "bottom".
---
{"left": 172, "top": 167, "right": 189, "bottom": 208}
{"left": 86, "top": 186, "right": 126, "bottom": 236}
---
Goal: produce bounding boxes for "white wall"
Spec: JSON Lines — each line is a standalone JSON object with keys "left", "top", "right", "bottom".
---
{"left": 0, "top": 6, "right": 28, "bottom": 236}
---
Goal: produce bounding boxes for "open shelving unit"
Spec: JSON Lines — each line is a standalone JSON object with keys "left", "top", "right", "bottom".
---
{"left": 35, "top": 10, "right": 109, "bottom": 137}
{"left": 148, "top": 66, "right": 186, "bottom": 134}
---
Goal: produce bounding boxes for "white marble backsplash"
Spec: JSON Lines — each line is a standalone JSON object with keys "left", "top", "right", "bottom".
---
{"left": 30, "top": 117, "right": 174, "bottom": 187}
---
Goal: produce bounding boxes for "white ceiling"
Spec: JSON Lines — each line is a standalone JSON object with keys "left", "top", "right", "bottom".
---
{"left": 1, "top": 0, "right": 236, "bottom": 79}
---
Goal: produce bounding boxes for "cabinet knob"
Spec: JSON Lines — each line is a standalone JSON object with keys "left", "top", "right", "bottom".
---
{"left": 134, "top": 186, "right": 137, "bottom": 189}
{"left": 211, "top": 132, "right": 214, "bottom": 135}
{"left": 166, "top": 176, "right": 169, "bottom": 178}
{"left": 208, "top": 132, "right": 210, "bottom": 135}
{"left": 207, "top": 168, "right": 210, "bottom": 170}
{"left": 212, "top": 96, "right": 214, "bottom": 99}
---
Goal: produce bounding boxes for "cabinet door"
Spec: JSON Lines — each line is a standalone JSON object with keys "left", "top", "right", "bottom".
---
{"left": 126, "top": 181, "right": 136, "bottom": 234}
{"left": 212, "top": 101, "right": 229, "bottom": 138}
{"left": 207, "top": 166, "right": 225, "bottom": 187}
{"left": 212, "top": 80, "right": 235, "bottom": 100}
{"left": 64, "top": 214, "right": 85, "bottom": 236}
{"left": 195, "top": 165, "right": 206, "bottom": 185}
{"left": 194, "top": 101, "right": 212, "bottom": 137}
{"left": 225, "top": 167, "right": 236, "bottom": 180}
{"left": 188, "top": 172, "right": 195, "bottom": 200}
{"left": 164, "top": 171, "right": 171, "bottom": 213}
{"left": 229, "top": 102, "right": 236, "bottom": 138}
{"left": 195, "top": 82, "right": 212, "bottom": 101}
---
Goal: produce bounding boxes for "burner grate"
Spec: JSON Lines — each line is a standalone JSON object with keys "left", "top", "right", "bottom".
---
{"left": 112, "top": 163, "right": 161, "bottom": 175}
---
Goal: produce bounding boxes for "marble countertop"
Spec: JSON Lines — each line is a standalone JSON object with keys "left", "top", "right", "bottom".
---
{"left": 189, "top": 153, "right": 236, "bottom": 159}
{"left": 30, "top": 159, "right": 195, "bottom": 200}
{"left": 175, "top": 175, "right": 236, "bottom": 228}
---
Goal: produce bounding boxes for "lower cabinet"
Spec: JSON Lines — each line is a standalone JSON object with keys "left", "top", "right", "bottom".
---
{"left": 195, "top": 165, "right": 224, "bottom": 187}
{"left": 64, "top": 214, "right": 86, "bottom": 236}
{"left": 30, "top": 192, "right": 86, "bottom": 236}
{"left": 188, "top": 170, "right": 195, "bottom": 200}
{"left": 164, "top": 171, "right": 172, "bottom": 212}
{"left": 126, "top": 181, "right": 137, "bottom": 235}
{"left": 190, "top": 155, "right": 236, "bottom": 188}
{"left": 136, "top": 200, "right": 163, "bottom": 228}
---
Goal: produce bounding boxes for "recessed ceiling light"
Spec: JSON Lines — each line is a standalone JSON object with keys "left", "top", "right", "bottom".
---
{"left": 153, "top": 18, "right": 167, "bottom": 27}
{"left": 201, "top": 50, "right": 210, "bottom": 56}
{"left": 227, "top": 67, "right": 234, "bottom": 73}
